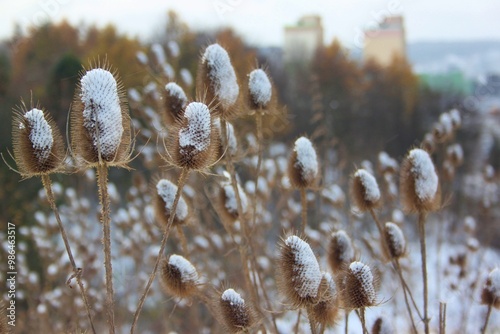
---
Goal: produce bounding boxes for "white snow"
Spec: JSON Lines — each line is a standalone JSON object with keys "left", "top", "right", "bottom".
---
{"left": 156, "top": 179, "right": 188, "bottom": 221}
{"left": 214, "top": 118, "right": 238, "bottom": 155}
{"left": 222, "top": 179, "right": 248, "bottom": 215}
{"left": 408, "top": 148, "right": 439, "bottom": 201}
{"left": 354, "top": 169, "right": 381, "bottom": 203}
{"left": 486, "top": 268, "right": 500, "bottom": 298}
{"left": 248, "top": 69, "right": 272, "bottom": 107}
{"left": 321, "top": 184, "right": 345, "bottom": 204}
{"left": 168, "top": 254, "right": 198, "bottom": 283}
{"left": 180, "top": 68, "right": 193, "bottom": 87}
{"left": 151, "top": 43, "right": 166, "bottom": 64}
{"left": 167, "top": 40, "right": 180, "bottom": 58}
{"left": 378, "top": 151, "right": 398, "bottom": 172}
{"left": 285, "top": 235, "right": 322, "bottom": 298}
{"left": 201, "top": 44, "right": 239, "bottom": 108}
{"left": 128, "top": 88, "right": 141, "bottom": 102}
{"left": 162, "top": 63, "right": 175, "bottom": 79}
{"left": 80, "top": 68, "right": 124, "bottom": 158}
{"left": 385, "top": 222, "right": 405, "bottom": 256}
{"left": 23, "top": 108, "right": 54, "bottom": 162}
{"left": 439, "top": 112, "right": 453, "bottom": 134}
{"left": 178, "top": 102, "right": 211, "bottom": 153}
{"left": 221, "top": 288, "right": 245, "bottom": 306}
{"left": 136, "top": 51, "right": 148, "bottom": 65}
{"left": 447, "top": 144, "right": 463, "bottom": 161}
{"left": 331, "top": 230, "right": 354, "bottom": 263}
{"left": 449, "top": 108, "right": 461, "bottom": 127}
{"left": 293, "top": 137, "right": 318, "bottom": 181}
{"left": 165, "top": 82, "right": 188, "bottom": 104}
{"left": 349, "top": 261, "right": 376, "bottom": 303}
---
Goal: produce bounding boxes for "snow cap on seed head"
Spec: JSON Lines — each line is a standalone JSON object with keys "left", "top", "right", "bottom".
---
{"left": 248, "top": 68, "right": 273, "bottom": 110}
{"left": 341, "top": 261, "right": 377, "bottom": 309}
{"left": 163, "top": 82, "right": 188, "bottom": 125}
{"left": 351, "top": 168, "right": 381, "bottom": 212}
{"left": 481, "top": 268, "right": 500, "bottom": 309}
{"left": 159, "top": 254, "right": 199, "bottom": 299}
{"left": 288, "top": 136, "right": 319, "bottom": 189}
{"left": 154, "top": 178, "right": 189, "bottom": 227}
{"left": 217, "top": 288, "right": 255, "bottom": 333}
{"left": 383, "top": 222, "right": 406, "bottom": 259}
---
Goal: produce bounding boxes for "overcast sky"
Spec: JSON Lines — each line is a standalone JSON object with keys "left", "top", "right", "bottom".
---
{"left": 1, "top": 0, "right": 499, "bottom": 48}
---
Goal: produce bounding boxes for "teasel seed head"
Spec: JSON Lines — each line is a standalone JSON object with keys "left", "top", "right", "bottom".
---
{"left": 308, "top": 272, "right": 339, "bottom": 328}
{"left": 277, "top": 235, "right": 322, "bottom": 308}
{"left": 217, "top": 288, "right": 255, "bottom": 333}
{"left": 163, "top": 82, "right": 188, "bottom": 125}
{"left": 198, "top": 43, "right": 239, "bottom": 119}
{"left": 154, "top": 179, "right": 189, "bottom": 227}
{"left": 351, "top": 168, "right": 381, "bottom": 212}
{"left": 247, "top": 68, "right": 273, "bottom": 111}
{"left": 449, "top": 108, "right": 461, "bottom": 129}
{"left": 219, "top": 177, "right": 248, "bottom": 221}
{"left": 159, "top": 254, "right": 199, "bottom": 299}
{"left": 328, "top": 230, "right": 355, "bottom": 274}
{"left": 372, "top": 316, "right": 394, "bottom": 334}
{"left": 383, "top": 222, "right": 406, "bottom": 259}
{"left": 481, "top": 268, "right": 500, "bottom": 309}
{"left": 71, "top": 64, "right": 131, "bottom": 166}
{"left": 214, "top": 117, "right": 238, "bottom": 158}
{"left": 341, "top": 261, "right": 377, "bottom": 309}
{"left": 446, "top": 143, "right": 464, "bottom": 167}
{"left": 400, "top": 148, "right": 441, "bottom": 213}
{"left": 13, "top": 105, "right": 65, "bottom": 177}
{"left": 421, "top": 133, "right": 436, "bottom": 154}
{"left": 168, "top": 102, "right": 218, "bottom": 170}
{"left": 288, "top": 136, "right": 319, "bottom": 189}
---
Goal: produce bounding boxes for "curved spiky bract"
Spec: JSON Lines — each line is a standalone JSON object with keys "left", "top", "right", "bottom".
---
{"left": 71, "top": 64, "right": 131, "bottom": 167}
{"left": 481, "top": 268, "right": 500, "bottom": 309}
{"left": 400, "top": 148, "right": 441, "bottom": 213}
{"left": 12, "top": 106, "right": 65, "bottom": 177}
{"left": 328, "top": 230, "right": 355, "bottom": 273}
{"left": 248, "top": 69, "right": 272, "bottom": 110}
{"left": 351, "top": 168, "right": 381, "bottom": 212}
{"left": 154, "top": 179, "right": 189, "bottom": 227}
{"left": 163, "top": 82, "right": 188, "bottom": 125}
{"left": 384, "top": 222, "right": 406, "bottom": 259}
{"left": 159, "top": 254, "right": 199, "bottom": 299}
{"left": 277, "top": 235, "right": 322, "bottom": 308}
{"left": 218, "top": 288, "right": 255, "bottom": 333}
{"left": 342, "top": 261, "right": 377, "bottom": 309}
{"left": 288, "top": 136, "right": 319, "bottom": 189}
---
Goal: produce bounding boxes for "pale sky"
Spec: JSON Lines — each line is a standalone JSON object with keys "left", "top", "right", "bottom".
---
{"left": 1, "top": 0, "right": 499, "bottom": 48}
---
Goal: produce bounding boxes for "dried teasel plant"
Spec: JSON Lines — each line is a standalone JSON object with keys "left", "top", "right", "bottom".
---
{"left": 218, "top": 175, "right": 248, "bottom": 224}
{"left": 163, "top": 82, "right": 188, "bottom": 125}
{"left": 371, "top": 315, "right": 394, "bottom": 334}
{"left": 480, "top": 268, "right": 500, "bottom": 334}
{"left": 307, "top": 272, "right": 339, "bottom": 331}
{"left": 159, "top": 254, "right": 200, "bottom": 299}
{"left": 328, "top": 230, "right": 355, "bottom": 274}
{"left": 215, "top": 288, "right": 257, "bottom": 334}
{"left": 351, "top": 168, "right": 381, "bottom": 212}
{"left": 383, "top": 222, "right": 406, "bottom": 260}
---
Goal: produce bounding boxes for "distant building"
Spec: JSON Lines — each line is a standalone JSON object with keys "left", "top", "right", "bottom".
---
{"left": 364, "top": 16, "right": 406, "bottom": 66}
{"left": 284, "top": 15, "right": 323, "bottom": 64}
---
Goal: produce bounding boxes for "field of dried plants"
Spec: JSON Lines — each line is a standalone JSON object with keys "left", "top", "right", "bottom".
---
{"left": 1, "top": 41, "right": 500, "bottom": 334}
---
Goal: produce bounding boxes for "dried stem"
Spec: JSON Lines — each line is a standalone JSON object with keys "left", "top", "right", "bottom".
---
{"left": 357, "top": 308, "right": 368, "bottom": 334}
{"left": 300, "top": 188, "right": 307, "bottom": 234}
{"left": 345, "top": 311, "right": 349, "bottom": 334}
{"left": 130, "top": 168, "right": 189, "bottom": 334}
{"left": 294, "top": 309, "right": 302, "bottom": 334}
{"left": 306, "top": 307, "right": 318, "bottom": 334}
{"left": 41, "top": 175, "right": 96, "bottom": 334}
{"left": 176, "top": 225, "right": 189, "bottom": 257}
{"left": 252, "top": 111, "right": 263, "bottom": 231}
{"left": 418, "top": 212, "right": 430, "bottom": 334}
{"left": 97, "top": 164, "right": 115, "bottom": 334}
{"left": 481, "top": 304, "right": 493, "bottom": 334}
{"left": 439, "top": 302, "right": 447, "bottom": 334}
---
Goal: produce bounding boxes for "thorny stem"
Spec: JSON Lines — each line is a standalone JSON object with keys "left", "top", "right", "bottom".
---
{"left": 481, "top": 304, "right": 493, "bottom": 334}
{"left": 294, "top": 309, "right": 302, "bottom": 334}
{"left": 97, "top": 164, "right": 115, "bottom": 334}
{"left": 300, "top": 188, "right": 308, "bottom": 234}
{"left": 418, "top": 212, "right": 430, "bottom": 334}
{"left": 357, "top": 308, "right": 368, "bottom": 334}
{"left": 130, "top": 169, "right": 189, "bottom": 334}
{"left": 252, "top": 111, "right": 263, "bottom": 231}
{"left": 345, "top": 311, "right": 349, "bottom": 334}
{"left": 439, "top": 302, "right": 447, "bottom": 334}
{"left": 41, "top": 175, "right": 96, "bottom": 334}
{"left": 306, "top": 307, "right": 318, "bottom": 334}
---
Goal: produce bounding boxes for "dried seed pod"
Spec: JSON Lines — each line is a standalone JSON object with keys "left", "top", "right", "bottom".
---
{"left": 421, "top": 133, "right": 436, "bottom": 154}
{"left": 154, "top": 179, "right": 189, "bottom": 227}
{"left": 400, "top": 148, "right": 441, "bottom": 213}
{"left": 218, "top": 288, "right": 255, "bottom": 333}
{"left": 197, "top": 43, "right": 239, "bottom": 119}
{"left": 248, "top": 68, "right": 273, "bottom": 111}
{"left": 277, "top": 235, "right": 322, "bottom": 308}
{"left": 342, "top": 261, "right": 377, "bottom": 309}
{"left": 71, "top": 65, "right": 131, "bottom": 166}
{"left": 13, "top": 106, "right": 65, "bottom": 177}
{"left": 288, "top": 136, "right": 319, "bottom": 189}
{"left": 378, "top": 152, "right": 398, "bottom": 175}
{"left": 163, "top": 82, "right": 188, "bottom": 125}
{"left": 384, "top": 222, "right": 406, "bottom": 259}
{"left": 328, "top": 230, "right": 355, "bottom": 273}
{"left": 449, "top": 108, "right": 461, "bottom": 129}
{"left": 159, "top": 254, "right": 199, "bottom": 299}
{"left": 351, "top": 168, "right": 381, "bottom": 212}
{"left": 168, "top": 102, "right": 217, "bottom": 170}
{"left": 372, "top": 316, "right": 394, "bottom": 334}
{"left": 308, "top": 272, "right": 339, "bottom": 328}
{"left": 481, "top": 268, "right": 500, "bottom": 309}
{"left": 214, "top": 117, "right": 238, "bottom": 158}
{"left": 446, "top": 143, "right": 464, "bottom": 167}
{"left": 219, "top": 177, "right": 248, "bottom": 221}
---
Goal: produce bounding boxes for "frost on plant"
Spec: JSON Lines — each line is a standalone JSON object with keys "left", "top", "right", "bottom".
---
{"left": 354, "top": 169, "right": 381, "bottom": 203}
{"left": 292, "top": 136, "right": 318, "bottom": 185}
{"left": 221, "top": 288, "right": 245, "bottom": 306}
{"left": 248, "top": 69, "right": 272, "bottom": 108}
{"left": 179, "top": 102, "right": 211, "bottom": 154}
{"left": 408, "top": 148, "right": 438, "bottom": 201}
{"left": 80, "top": 68, "right": 124, "bottom": 159}
{"left": 222, "top": 179, "right": 248, "bottom": 216}
{"left": 23, "top": 108, "right": 54, "bottom": 163}
{"left": 168, "top": 254, "right": 198, "bottom": 283}
{"left": 156, "top": 179, "right": 188, "bottom": 221}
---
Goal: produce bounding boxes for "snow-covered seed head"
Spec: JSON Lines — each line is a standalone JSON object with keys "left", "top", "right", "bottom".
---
{"left": 308, "top": 272, "right": 339, "bottom": 328}
{"left": 13, "top": 106, "right": 65, "bottom": 176}
{"left": 421, "top": 133, "right": 436, "bottom": 154}
{"left": 372, "top": 316, "right": 394, "bottom": 334}
{"left": 288, "top": 136, "right": 319, "bottom": 189}
{"left": 214, "top": 117, "right": 238, "bottom": 159}
{"left": 351, "top": 169, "right": 381, "bottom": 212}
{"left": 384, "top": 222, "right": 406, "bottom": 259}
{"left": 277, "top": 235, "right": 322, "bottom": 308}
{"left": 400, "top": 148, "right": 441, "bottom": 213}
{"left": 163, "top": 82, "right": 188, "bottom": 125}
{"left": 481, "top": 268, "right": 500, "bottom": 309}
{"left": 446, "top": 143, "right": 464, "bottom": 167}
{"left": 154, "top": 179, "right": 189, "bottom": 227}
{"left": 159, "top": 254, "right": 199, "bottom": 299}
{"left": 71, "top": 65, "right": 131, "bottom": 165}
{"left": 198, "top": 43, "right": 239, "bottom": 118}
{"left": 328, "top": 230, "right": 355, "bottom": 274}
{"left": 247, "top": 68, "right": 273, "bottom": 111}
{"left": 449, "top": 108, "right": 461, "bottom": 129}
{"left": 170, "top": 102, "right": 217, "bottom": 170}
{"left": 219, "top": 178, "right": 248, "bottom": 222}
{"left": 342, "top": 261, "right": 377, "bottom": 309}
{"left": 378, "top": 152, "right": 398, "bottom": 175}
{"left": 218, "top": 288, "right": 254, "bottom": 333}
